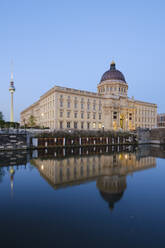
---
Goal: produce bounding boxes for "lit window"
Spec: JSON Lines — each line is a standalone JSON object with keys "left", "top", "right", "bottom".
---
{"left": 99, "top": 123, "right": 102, "bottom": 129}
{"left": 93, "top": 122, "right": 96, "bottom": 128}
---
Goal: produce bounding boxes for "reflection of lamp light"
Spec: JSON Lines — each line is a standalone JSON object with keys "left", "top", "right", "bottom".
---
{"left": 41, "top": 113, "right": 44, "bottom": 117}
{"left": 41, "top": 165, "right": 44, "bottom": 170}
{"left": 119, "top": 154, "right": 122, "bottom": 160}
{"left": 125, "top": 154, "right": 128, "bottom": 159}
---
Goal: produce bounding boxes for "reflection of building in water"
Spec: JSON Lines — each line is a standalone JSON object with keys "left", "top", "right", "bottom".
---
{"left": 97, "top": 175, "right": 126, "bottom": 211}
{"left": 9, "top": 167, "right": 15, "bottom": 198}
{"left": 32, "top": 153, "right": 156, "bottom": 209}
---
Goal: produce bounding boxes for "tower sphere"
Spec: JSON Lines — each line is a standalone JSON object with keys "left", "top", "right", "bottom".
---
{"left": 9, "top": 81, "right": 15, "bottom": 92}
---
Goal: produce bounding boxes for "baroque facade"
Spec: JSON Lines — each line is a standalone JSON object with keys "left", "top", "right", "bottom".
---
{"left": 20, "top": 61, "right": 157, "bottom": 130}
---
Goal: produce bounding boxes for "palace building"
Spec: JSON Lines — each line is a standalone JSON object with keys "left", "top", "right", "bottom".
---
{"left": 20, "top": 61, "right": 157, "bottom": 130}
{"left": 157, "top": 113, "right": 165, "bottom": 127}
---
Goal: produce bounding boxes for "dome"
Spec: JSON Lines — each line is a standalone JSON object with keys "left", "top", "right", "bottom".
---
{"left": 100, "top": 61, "right": 126, "bottom": 83}
{"left": 99, "top": 191, "right": 124, "bottom": 210}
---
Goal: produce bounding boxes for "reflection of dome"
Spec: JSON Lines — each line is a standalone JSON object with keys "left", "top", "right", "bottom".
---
{"left": 99, "top": 191, "right": 124, "bottom": 210}
{"left": 100, "top": 61, "right": 126, "bottom": 83}
{"left": 96, "top": 175, "right": 126, "bottom": 210}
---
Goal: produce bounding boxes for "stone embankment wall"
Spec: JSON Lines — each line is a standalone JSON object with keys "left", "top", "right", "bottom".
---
{"left": 137, "top": 128, "right": 165, "bottom": 144}
{"left": 0, "top": 130, "right": 137, "bottom": 151}
{"left": 0, "top": 134, "right": 28, "bottom": 151}
{"left": 33, "top": 133, "right": 137, "bottom": 149}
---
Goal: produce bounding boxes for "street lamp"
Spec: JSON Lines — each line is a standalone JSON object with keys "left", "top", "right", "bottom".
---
{"left": 102, "top": 125, "right": 104, "bottom": 132}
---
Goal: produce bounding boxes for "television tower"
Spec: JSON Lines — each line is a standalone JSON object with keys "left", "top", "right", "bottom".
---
{"left": 9, "top": 70, "right": 15, "bottom": 122}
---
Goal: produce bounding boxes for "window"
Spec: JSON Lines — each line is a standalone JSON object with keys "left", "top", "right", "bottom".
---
{"left": 74, "top": 112, "right": 77, "bottom": 118}
{"left": 87, "top": 113, "right": 90, "bottom": 119}
{"left": 87, "top": 122, "right": 90, "bottom": 129}
{"left": 129, "top": 113, "right": 132, "bottom": 120}
{"left": 93, "top": 122, "right": 96, "bottom": 128}
{"left": 67, "top": 122, "right": 70, "bottom": 128}
{"left": 60, "top": 121, "right": 63, "bottom": 129}
{"left": 67, "top": 111, "right": 70, "bottom": 118}
{"left": 60, "top": 111, "right": 63, "bottom": 117}
{"left": 99, "top": 123, "right": 102, "bottom": 129}
{"left": 87, "top": 103, "right": 90, "bottom": 110}
{"left": 99, "top": 113, "right": 101, "bottom": 120}
{"left": 93, "top": 104, "right": 96, "bottom": 110}
{"left": 81, "top": 122, "right": 84, "bottom": 129}
{"left": 93, "top": 113, "right": 96, "bottom": 119}
{"left": 74, "top": 102, "right": 77, "bottom": 108}
{"left": 81, "top": 112, "right": 84, "bottom": 119}
{"left": 99, "top": 103, "right": 101, "bottom": 111}
{"left": 113, "top": 112, "right": 117, "bottom": 119}
{"left": 74, "top": 122, "right": 78, "bottom": 129}
{"left": 81, "top": 103, "right": 84, "bottom": 109}
{"left": 67, "top": 101, "right": 70, "bottom": 108}
{"left": 60, "top": 100, "right": 63, "bottom": 107}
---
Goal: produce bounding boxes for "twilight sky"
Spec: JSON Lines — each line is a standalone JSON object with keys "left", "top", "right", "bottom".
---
{"left": 0, "top": 0, "right": 165, "bottom": 121}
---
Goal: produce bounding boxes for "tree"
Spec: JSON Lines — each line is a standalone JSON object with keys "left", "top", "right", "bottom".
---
{"left": 0, "top": 111, "right": 5, "bottom": 128}
{"left": 0, "top": 111, "right": 4, "bottom": 121}
{"left": 28, "top": 115, "right": 36, "bottom": 127}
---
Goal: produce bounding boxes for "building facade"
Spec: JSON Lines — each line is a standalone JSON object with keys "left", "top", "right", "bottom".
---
{"left": 20, "top": 62, "right": 157, "bottom": 130}
{"left": 157, "top": 114, "right": 165, "bottom": 127}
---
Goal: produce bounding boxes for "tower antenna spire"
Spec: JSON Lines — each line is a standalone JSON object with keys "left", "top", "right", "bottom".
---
{"left": 9, "top": 59, "right": 15, "bottom": 122}
{"left": 11, "top": 59, "right": 14, "bottom": 81}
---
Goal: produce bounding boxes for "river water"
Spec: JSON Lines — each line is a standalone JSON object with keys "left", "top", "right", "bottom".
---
{"left": 0, "top": 145, "right": 165, "bottom": 248}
